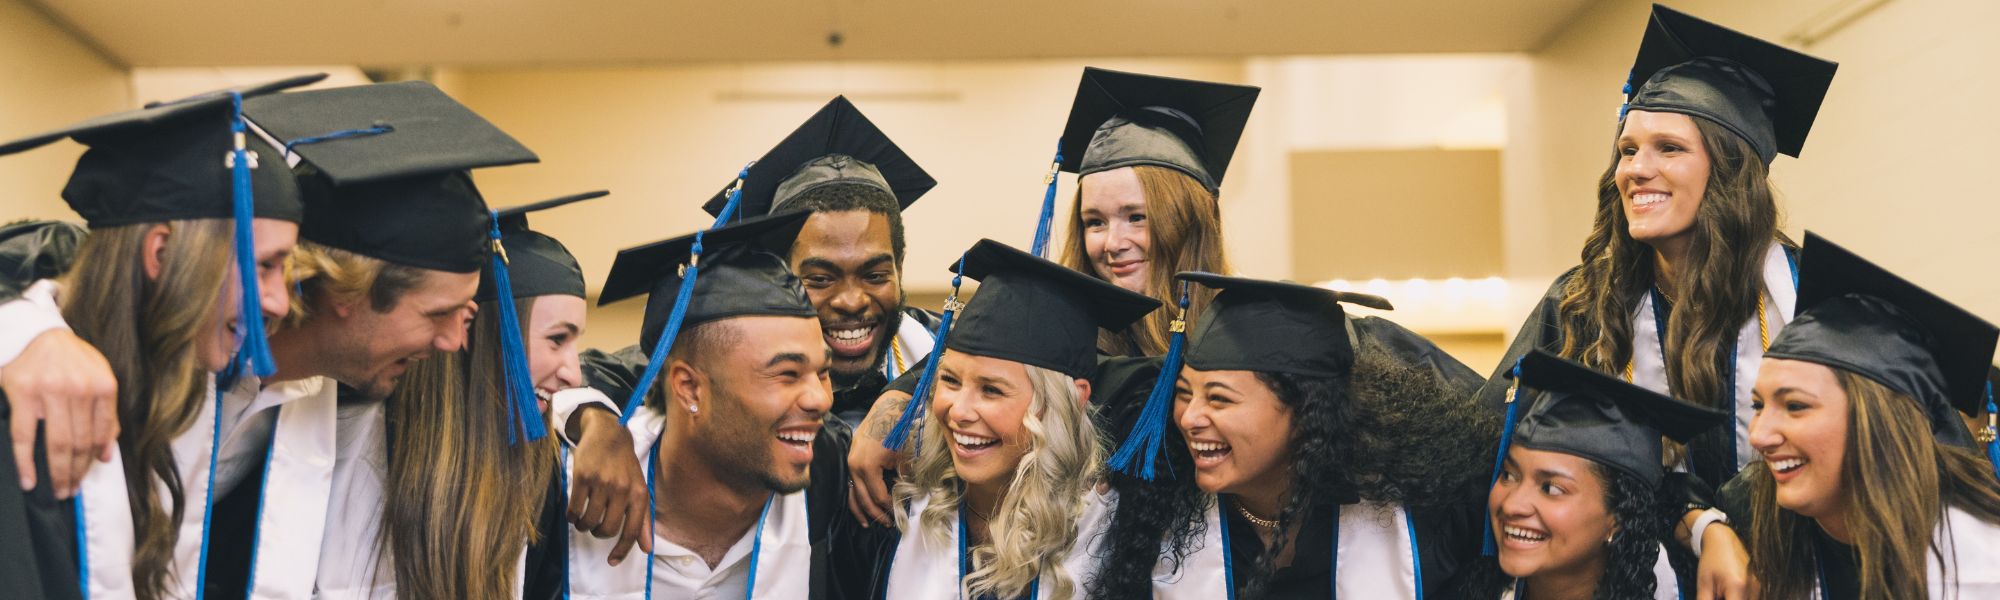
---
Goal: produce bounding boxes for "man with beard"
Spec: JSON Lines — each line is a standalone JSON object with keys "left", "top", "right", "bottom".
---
{"left": 558, "top": 96, "right": 938, "bottom": 430}
{"left": 558, "top": 210, "right": 850, "bottom": 599}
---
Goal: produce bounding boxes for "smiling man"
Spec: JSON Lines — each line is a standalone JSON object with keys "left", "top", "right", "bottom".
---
{"left": 560, "top": 211, "right": 853, "bottom": 599}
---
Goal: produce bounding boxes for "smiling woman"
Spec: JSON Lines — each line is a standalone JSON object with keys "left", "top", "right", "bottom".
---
{"left": 1722, "top": 234, "right": 2000, "bottom": 599}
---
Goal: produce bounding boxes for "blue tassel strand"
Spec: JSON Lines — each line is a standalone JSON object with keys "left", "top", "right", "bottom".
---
{"left": 488, "top": 212, "right": 549, "bottom": 444}
{"left": 1030, "top": 143, "right": 1062, "bottom": 259}
{"left": 226, "top": 92, "right": 276, "bottom": 380}
{"left": 1106, "top": 282, "right": 1191, "bottom": 480}
{"left": 1480, "top": 357, "right": 1525, "bottom": 557}
{"left": 882, "top": 255, "right": 967, "bottom": 452}
{"left": 619, "top": 164, "right": 752, "bottom": 423}
{"left": 1617, "top": 70, "right": 1636, "bottom": 121}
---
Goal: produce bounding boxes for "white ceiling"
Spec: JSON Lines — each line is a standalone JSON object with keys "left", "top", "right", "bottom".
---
{"left": 34, "top": 0, "right": 1601, "bottom": 67}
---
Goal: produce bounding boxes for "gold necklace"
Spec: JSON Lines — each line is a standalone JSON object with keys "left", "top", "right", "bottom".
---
{"left": 1234, "top": 502, "right": 1279, "bottom": 530}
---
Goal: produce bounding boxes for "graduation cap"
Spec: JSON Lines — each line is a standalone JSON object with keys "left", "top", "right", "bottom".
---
{"left": 701, "top": 96, "right": 935, "bottom": 221}
{"left": 945, "top": 239, "right": 1160, "bottom": 378}
{"left": 598, "top": 212, "right": 817, "bottom": 418}
{"left": 0, "top": 74, "right": 322, "bottom": 227}
{"left": 1509, "top": 350, "right": 1730, "bottom": 486}
{"left": 1622, "top": 4, "right": 1838, "bottom": 163}
{"left": 1105, "top": 272, "right": 1390, "bottom": 479}
{"left": 878, "top": 239, "right": 1159, "bottom": 451}
{"left": 1057, "top": 68, "right": 1259, "bottom": 194}
{"left": 243, "top": 81, "right": 540, "bottom": 273}
{"left": 475, "top": 190, "right": 607, "bottom": 302}
{"left": 1179, "top": 272, "right": 1392, "bottom": 378}
{"left": 1, "top": 74, "right": 329, "bottom": 379}
{"left": 1764, "top": 232, "right": 1999, "bottom": 448}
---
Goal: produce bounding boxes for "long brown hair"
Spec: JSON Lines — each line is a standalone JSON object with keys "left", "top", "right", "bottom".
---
{"left": 1744, "top": 370, "right": 2000, "bottom": 599}
{"left": 1059, "top": 165, "right": 1233, "bottom": 356}
{"left": 58, "top": 219, "right": 234, "bottom": 600}
{"left": 379, "top": 295, "right": 558, "bottom": 599}
{"left": 1556, "top": 116, "right": 1790, "bottom": 476}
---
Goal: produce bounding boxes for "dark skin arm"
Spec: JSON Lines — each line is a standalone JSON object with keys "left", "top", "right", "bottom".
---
{"left": 564, "top": 404, "right": 653, "bottom": 565}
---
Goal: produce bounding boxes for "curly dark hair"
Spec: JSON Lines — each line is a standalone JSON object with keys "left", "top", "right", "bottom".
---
{"left": 1086, "top": 350, "right": 1498, "bottom": 599}
{"left": 1453, "top": 461, "right": 1687, "bottom": 599}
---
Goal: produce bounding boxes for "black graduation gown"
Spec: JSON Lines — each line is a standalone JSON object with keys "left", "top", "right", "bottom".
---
{"left": 1476, "top": 267, "right": 1772, "bottom": 496}
{"left": 0, "top": 222, "right": 90, "bottom": 600}
{"left": 534, "top": 355, "right": 857, "bottom": 600}
{"left": 0, "top": 397, "right": 84, "bottom": 600}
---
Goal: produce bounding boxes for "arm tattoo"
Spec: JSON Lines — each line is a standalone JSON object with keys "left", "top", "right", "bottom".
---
{"left": 862, "top": 394, "right": 912, "bottom": 440}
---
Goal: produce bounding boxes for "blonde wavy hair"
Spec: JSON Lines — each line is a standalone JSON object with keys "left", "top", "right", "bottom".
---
{"left": 894, "top": 359, "right": 1103, "bottom": 600}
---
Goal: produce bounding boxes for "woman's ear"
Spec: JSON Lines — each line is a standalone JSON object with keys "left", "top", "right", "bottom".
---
{"left": 141, "top": 223, "right": 173, "bottom": 281}
{"left": 1073, "top": 378, "right": 1093, "bottom": 409}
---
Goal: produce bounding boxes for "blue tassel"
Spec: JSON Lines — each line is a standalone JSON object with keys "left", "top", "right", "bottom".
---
{"left": 618, "top": 164, "right": 754, "bottom": 423}
{"left": 1983, "top": 380, "right": 1997, "bottom": 482}
{"left": 1480, "top": 357, "right": 1525, "bottom": 557}
{"left": 882, "top": 255, "right": 967, "bottom": 452}
{"left": 226, "top": 92, "right": 276, "bottom": 380}
{"left": 1029, "top": 142, "right": 1062, "bottom": 259}
{"left": 1616, "top": 69, "right": 1637, "bottom": 121}
{"left": 488, "top": 212, "right": 548, "bottom": 444}
{"left": 1106, "top": 282, "right": 1191, "bottom": 480}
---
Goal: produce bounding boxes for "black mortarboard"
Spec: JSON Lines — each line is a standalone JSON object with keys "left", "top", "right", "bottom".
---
{"left": 1509, "top": 350, "right": 1731, "bottom": 487}
{"left": 946, "top": 239, "right": 1160, "bottom": 379}
{"left": 1057, "top": 68, "right": 1259, "bottom": 194}
{"left": 1178, "top": 272, "right": 1392, "bottom": 379}
{"left": 599, "top": 212, "right": 817, "bottom": 352}
{"left": 1623, "top": 4, "right": 1837, "bottom": 163}
{"left": 702, "top": 96, "right": 935, "bottom": 220}
{"left": 1764, "top": 232, "right": 1999, "bottom": 446}
{"left": 243, "top": 81, "right": 539, "bottom": 273}
{"left": 0, "top": 74, "right": 324, "bottom": 227}
{"left": 475, "top": 190, "right": 607, "bottom": 302}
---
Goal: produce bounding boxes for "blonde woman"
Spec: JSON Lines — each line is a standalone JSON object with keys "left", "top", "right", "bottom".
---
{"left": 834, "top": 239, "right": 1158, "bottom": 599}
{"left": 0, "top": 78, "right": 310, "bottom": 600}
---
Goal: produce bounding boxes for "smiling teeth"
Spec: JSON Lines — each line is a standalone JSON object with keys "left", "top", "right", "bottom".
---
{"left": 828, "top": 327, "right": 872, "bottom": 341}
{"left": 1189, "top": 441, "right": 1229, "bottom": 453}
{"left": 953, "top": 432, "right": 997, "bottom": 448}
{"left": 777, "top": 430, "right": 816, "bottom": 444}
{"left": 1504, "top": 526, "right": 1547, "bottom": 541}
{"left": 1633, "top": 193, "right": 1669, "bottom": 206}
{"left": 1772, "top": 458, "right": 1806, "bottom": 473}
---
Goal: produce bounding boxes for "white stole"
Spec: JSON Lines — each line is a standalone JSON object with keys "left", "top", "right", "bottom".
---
{"left": 1926, "top": 505, "right": 2000, "bottom": 598}
{"left": 1169, "top": 499, "right": 1423, "bottom": 599}
{"left": 311, "top": 400, "right": 393, "bottom": 600}
{"left": 76, "top": 441, "right": 136, "bottom": 599}
{"left": 884, "top": 488, "right": 1113, "bottom": 600}
{"left": 563, "top": 407, "right": 814, "bottom": 599}
{"left": 1628, "top": 242, "right": 1795, "bottom": 471}
{"left": 885, "top": 312, "right": 938, "bottom": 382}
{"left": 236, "top": 376, "right": 338, "bottom": 600}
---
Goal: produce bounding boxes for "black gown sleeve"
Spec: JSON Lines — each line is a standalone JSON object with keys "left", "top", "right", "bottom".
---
{"left": 814, "top": 417, "right": 903, "bottom": 600}
{"left": 1411, "top": 497, "right": 1487, "bottom": 597}
{"left": 0, "top": 397, "right": 83, "bottom": 600}
{"left": 1472, "top": 270, "right": 1578, "bottom": 413}
{"left": 577, "top": 344, "right": 650, "bottom": 408}
{"left": 0, "top": 220, "right": 87, "bottom": 303}
{"left": 1349, "top": 315, "right": 1484, "bottom": 396}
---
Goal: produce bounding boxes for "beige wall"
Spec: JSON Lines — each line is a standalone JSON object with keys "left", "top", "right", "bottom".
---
{"left": 1503, "top": 0, "right": 2000, "bottom": 327}
{"left": 0, "top": 0, "right": 128, "bottom": 221}
{"left": 1290, "top": 148, "right": 1502, "bottom": 282}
